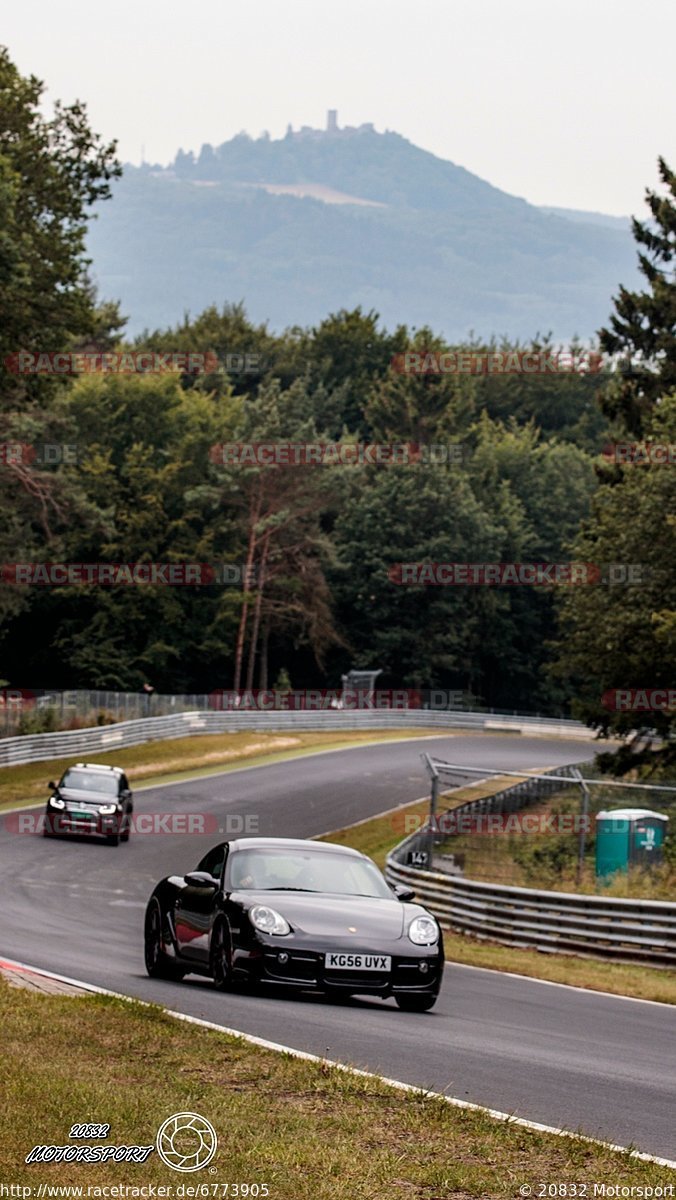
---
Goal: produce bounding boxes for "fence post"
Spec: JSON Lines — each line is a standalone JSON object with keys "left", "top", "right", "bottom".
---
{"left": 569, "top": 767, "right": 591, "bottom": 885}
{"left": 421, "top": 752, "right": 440, "bottom": 869}
{"left": 428, "top": 771, "right": 440, "bottom": 867}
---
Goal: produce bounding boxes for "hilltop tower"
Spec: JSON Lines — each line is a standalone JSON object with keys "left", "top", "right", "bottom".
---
{"left": 327, "top": 109, "right": 338, "bottom": 133}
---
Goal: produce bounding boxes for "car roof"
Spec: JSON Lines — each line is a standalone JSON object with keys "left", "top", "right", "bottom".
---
{"left": 67, "top": 763, "right": 125, "bottom": 776}
{"left": 228, "top": 836, "right": 366, "bottom": 859}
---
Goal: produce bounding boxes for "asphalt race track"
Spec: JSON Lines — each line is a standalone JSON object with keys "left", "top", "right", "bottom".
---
{"left": 1, "top": 734, "right": 675, "bottom": 1159}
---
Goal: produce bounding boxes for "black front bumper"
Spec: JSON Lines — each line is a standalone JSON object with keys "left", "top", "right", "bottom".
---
{"left": 233, "top": 944, "right": 443, "bottom": 996}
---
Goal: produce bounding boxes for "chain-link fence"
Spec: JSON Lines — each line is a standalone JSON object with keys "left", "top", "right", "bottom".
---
{"left": 418, "top": 758, "right": 676, "bottom": 900}
{"left": 0, "top": 690, "right": 218, "bottom": 736}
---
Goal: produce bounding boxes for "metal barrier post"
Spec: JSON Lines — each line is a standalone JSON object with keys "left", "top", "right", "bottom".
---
{"left": 572, "top": 767, "right": 591, "bottom": 885}
{"left": 421, "top": 752, "right": 440, "bottom": 869}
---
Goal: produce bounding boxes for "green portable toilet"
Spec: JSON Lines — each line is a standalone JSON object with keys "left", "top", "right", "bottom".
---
{"left": 595, "top": 808, "right": 668, "bottom": 878}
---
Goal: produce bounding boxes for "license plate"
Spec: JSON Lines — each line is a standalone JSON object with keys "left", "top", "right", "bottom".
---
{"left": 69, "top": 811, "right": 94, "bottom": 820}
{"left": 325, "top": 953, "right": 391, "bottom": 972}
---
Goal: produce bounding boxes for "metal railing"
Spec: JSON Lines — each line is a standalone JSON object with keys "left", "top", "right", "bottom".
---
{"left": 0, "top": 700, "right": 597, "bottom": 768}
{"left": 385, "top": 855, "right": 676, "bottom": 965}
{"left": 385, "top": 766, "right": 676, "bottom": 966}
{"left": 0, "top": 687, "right": 589, "bottom": 737}
{"left": 0, "top": 707, "right": 596, "bottom": 767}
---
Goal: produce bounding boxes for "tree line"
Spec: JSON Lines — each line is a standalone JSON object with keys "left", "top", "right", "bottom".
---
{"left": 1, "top": 47, "right": 673, "bottom": 766}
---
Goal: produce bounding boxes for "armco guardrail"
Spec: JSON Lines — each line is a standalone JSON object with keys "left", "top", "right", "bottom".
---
{"left": 0, "top": 687, "right": 591, "bottom": 735}
{"left": 0, "top": 708, "right": 594, "bottom": 767}
{"left": 385, "top": 770, "right": 676, "bottom": 966}
{"left": 385, "top": 855, "right": 676, "bottom": 966}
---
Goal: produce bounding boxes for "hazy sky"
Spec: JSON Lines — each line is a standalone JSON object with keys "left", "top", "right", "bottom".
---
{"left": 6, "top": 0, "right": 675, "bottom": 216}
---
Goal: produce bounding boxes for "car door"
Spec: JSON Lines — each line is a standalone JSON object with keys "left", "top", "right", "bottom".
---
{"left": 174, "top": 844, "right": 227, "bottom": 964}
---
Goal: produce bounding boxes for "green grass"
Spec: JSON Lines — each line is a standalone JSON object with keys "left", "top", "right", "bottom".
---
{"left": 319, "top": 787, "right": 676, "bottom": 1004}
{"left": 1, "top": 978, "right": 673, "bottom": 1196}
{"left": 0, "top": 728, "right": 445, "bottom": 812}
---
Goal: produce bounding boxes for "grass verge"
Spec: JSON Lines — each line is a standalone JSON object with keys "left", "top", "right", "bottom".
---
{"left": 318, "top": 787, "right": 676, "bottom": 1005}
{"left": 1, "top": 977, "right": 673, "bottom": 1196}
{"left": 0, "top": 728, "right": 445, "bottom": 812}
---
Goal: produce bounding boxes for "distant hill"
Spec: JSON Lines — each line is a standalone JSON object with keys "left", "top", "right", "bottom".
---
{"left": 87, "top": 121, "right": 639, "bottom": 338}
{"left": 538, "top": 206, "right": 630, "bottom": 231}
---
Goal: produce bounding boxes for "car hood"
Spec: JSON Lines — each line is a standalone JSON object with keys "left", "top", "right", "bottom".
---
{"left": 55, "top": 788, "right": 118, "bottom": 807}
{"left": 234, "top": 890, "right": 407, "bottom": 938}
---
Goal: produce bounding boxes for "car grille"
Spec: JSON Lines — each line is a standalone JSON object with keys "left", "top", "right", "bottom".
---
{"left": 262, "top": 950, "right": 318, "bottom": 983}
{"left": 323, "top": 969, "right": 390, "bottom": 988}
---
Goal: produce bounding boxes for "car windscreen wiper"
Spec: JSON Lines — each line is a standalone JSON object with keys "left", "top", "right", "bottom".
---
{"left": 264, "top": 887, "right": 321, "bottom": 892}
{"left": 265, "top": 888, "right": 383, "bottom": 897}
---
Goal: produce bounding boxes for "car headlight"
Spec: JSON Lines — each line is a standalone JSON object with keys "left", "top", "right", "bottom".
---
{"left": 48, "top": 796, "right": 65, "bottom": 809}
{"left": 98, "top": 803, "right": 119, "bottom": 815}
{"left": 249, "top": 905, "right": 290, "bottom": 936}
{"left": 408, "top": 916, "right": 439, "bottom": 946}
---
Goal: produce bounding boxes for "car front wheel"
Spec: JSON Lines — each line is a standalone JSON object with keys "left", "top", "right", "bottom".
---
{"left": 210, "top": 919, "right": 232, "bottom": 991}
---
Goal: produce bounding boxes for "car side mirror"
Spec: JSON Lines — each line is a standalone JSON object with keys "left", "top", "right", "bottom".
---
{"left": 392, "top": 883, "right": 416, "bottom": 902}
{"left": 48, "top": 781, "right": 56, "bottom": 790}
{"left": 184, "top": 871, "right": 218, "bottom": 889}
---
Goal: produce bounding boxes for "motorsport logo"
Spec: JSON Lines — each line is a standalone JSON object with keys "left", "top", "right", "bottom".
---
{"left": 24, "top": 1113, "right": 217, "bottom": 1172}
{"left": 155, "top": 1113, "right": 218, "bottom": 1172}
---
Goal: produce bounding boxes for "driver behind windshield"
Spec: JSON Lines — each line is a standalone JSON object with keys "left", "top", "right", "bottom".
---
{"left": 230, "top": 852, "right": 317, "bottom": 891}
{"left": 229, "top": 850, "right": 390, "bottom": 896}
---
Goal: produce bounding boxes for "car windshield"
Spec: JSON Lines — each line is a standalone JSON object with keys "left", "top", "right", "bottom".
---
{"left": 229, "top": 848, "right": 393, "bottom": 899}
{"left": 60, "top": 769, "right": 118, "bottom": 795}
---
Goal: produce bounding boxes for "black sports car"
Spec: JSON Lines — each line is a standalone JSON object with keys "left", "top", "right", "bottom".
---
{"left": 44, "top": 762, "right": 133, "bottom": 845}
{"left": 144, "top": 837, "right": 444, "bottom": 1011}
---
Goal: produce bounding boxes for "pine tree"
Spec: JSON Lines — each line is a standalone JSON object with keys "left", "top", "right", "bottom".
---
{"left": 599, "top": 158, "right": 676, "bottom": 436}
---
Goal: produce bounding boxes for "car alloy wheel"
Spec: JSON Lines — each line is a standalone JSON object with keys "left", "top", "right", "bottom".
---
{"left": 144, "top": 900, "right": 165, "bottom": 975}
{"left": 120, "top": 811, "right": 131, "bottom": 843}
{"left": 210, "top": 919, "right": 231, "bottom": 991}
{"left": 144, "top": 900, "right": 184, "bottom": 980}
